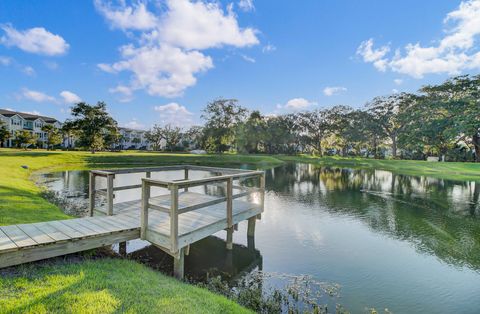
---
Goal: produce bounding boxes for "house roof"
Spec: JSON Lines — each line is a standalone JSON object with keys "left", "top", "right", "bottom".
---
{"left": 0, "top": 109, "right": 59, "bottom": 123}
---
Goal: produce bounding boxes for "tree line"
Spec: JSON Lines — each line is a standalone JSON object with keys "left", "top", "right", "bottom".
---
{"left": 1, "top": 74, "right": 477, "bottom": 161}
{"left": 191, "top": 74, "right": 480, "bottom": 162}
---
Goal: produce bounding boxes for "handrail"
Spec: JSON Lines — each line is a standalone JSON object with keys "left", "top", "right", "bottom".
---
{"left": 94, "top": 164, "right": 256, "bottom": 175}
{"left": 92, "top": 167, "right": 265, "bottom": 253}
{"left": 139, "top": 170, "right": 265, "bottom": 253}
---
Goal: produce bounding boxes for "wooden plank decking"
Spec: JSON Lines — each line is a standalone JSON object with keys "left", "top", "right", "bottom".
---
{"left": 0, "top": 192, "right": 260, "bottom": 269}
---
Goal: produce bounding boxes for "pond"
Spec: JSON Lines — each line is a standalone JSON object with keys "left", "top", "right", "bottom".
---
{"left": 39, "top": 163, "right": 480, "bottom": 313}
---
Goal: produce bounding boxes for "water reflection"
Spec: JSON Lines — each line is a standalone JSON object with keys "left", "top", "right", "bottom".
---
{"left": 267, "top": 163, "right": 480, "bottom": 270}
{"left": 127, "top": 236, "right": 262, "bottom": 282}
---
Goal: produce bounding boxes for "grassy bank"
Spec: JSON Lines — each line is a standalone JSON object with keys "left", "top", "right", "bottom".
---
{"left": 0, "top": 259, "right": 250, "bottom": 313}
{"left": 278, "top": 155, "right": 480, "bottom": 181}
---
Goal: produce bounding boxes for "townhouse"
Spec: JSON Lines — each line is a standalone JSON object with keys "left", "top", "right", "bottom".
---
{"left": 117, "top": 127, "right": 152, "bottom": 150}
{"left": 0, "top": 109, "right": 63, "bottom": 148}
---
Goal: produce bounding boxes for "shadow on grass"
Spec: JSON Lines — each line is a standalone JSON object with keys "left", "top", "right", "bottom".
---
{"left": 0, "top": 150, "right": 59, "bottom": 158}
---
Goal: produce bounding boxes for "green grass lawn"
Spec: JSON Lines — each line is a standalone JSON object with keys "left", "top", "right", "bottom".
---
{"left": 0, "top": 259, "right": 250, "bottom": 314}
{"left": 1, "top": 148, "right": 479, "bottom": 313}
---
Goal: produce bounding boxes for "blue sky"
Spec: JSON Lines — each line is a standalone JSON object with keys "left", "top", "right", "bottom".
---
{"left": 0, "top": 0, "right": 478, "bottom": 129}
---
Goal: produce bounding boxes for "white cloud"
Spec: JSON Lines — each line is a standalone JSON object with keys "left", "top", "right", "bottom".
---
{"left": 94, "top": 0, "right": 157, "bottom": 31}
{"left": 323, "top": 86, "right": 347, "bottom": 96}
{"left": 20, "top": 88, "right": 56, "bottom": 103}
{"left": 122, "top": 118, "right": 145, "bottom": 130}
{"left": 394, "top": 79, "right": 403, "bottom": 85}
{"left": 238, "top": 0, "right": 255, "bottom": 12}
{"left": 241, "top": 54, "right": 255, "bottom": 63}
{"left": 96, "top": 0, "right": 259, "bottom": 98}
{"left": 262, "top": 44, "right": 276, "bottom": 53}
{"left": 0, "top": 24, "right": 69, "bottom": 56}
{"left": 59, "top": 90, "right": 82, "bottom": 104}
{"left": 150, "top": 0, "right": 259, "bottom": 50}
{"left": 0, "top": 56, "right": 11, "bottom": 66}
{"left": 283, "top": 98, "right": 317, "bottom": 110}
{"left": 22, "top": 66, "right": 35, "bottom": 76}
{"left": 154, "top": 102, "right": 194, "bottom": 126}
{"left": 109, "top": 84, "right": 134, "bottom": 102}
{"left": 102, "top": 44, "right": 213, "bottom": 98}
{"left": 356, "top": 38, "right": 390, "bottom": 71}
{"left": 357, "top": 0, "right": 480, "bottom": 78}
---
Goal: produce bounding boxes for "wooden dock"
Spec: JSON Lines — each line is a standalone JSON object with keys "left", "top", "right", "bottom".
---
{"left": 0, "top": 165, "right": 265, "bottom": 278}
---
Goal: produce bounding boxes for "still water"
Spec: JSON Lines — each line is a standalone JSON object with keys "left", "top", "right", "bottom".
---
{"left": 39, "top": 163, "right": 480, "bottom": 313}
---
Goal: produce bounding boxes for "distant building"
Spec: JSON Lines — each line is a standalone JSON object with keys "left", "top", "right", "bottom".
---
{"left": 0, "top": 109, "right": 63, "bottom": 148}
{"left": 117, "top": 127, "right": 152, "bottom": 150}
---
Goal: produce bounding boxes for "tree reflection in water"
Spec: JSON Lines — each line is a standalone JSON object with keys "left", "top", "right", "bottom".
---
{"left": 267, "top": 163, "right": 480, "bottom": 270}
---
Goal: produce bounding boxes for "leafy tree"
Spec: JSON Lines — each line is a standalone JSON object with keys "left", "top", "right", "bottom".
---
{"left": 14, "top": 130, "right": 37, "bottom": 149}
{"left": 298, "top": 109, "right": 330, "bottom": 155}
{"left": 367, "top": 93, "right": 416, "bottom": 158}
{"left": 0, "top": 120, "right": 10, "bottom": 147}
{"left": 41, "top": 124, "right": 63, "bottom": 150}
{"left": 63, "top": 102, "right": 118, "bottom": 153}
{"left": 342, "top": 110, "right": 386, "bottom": 157}
{"left": 262, "top": 114, "right": 301, "bottom": 154}
{"left": 202, "top": 98, "right": 247, "bottom": 153}
{"left": 104, "top": 128, "right": 121, "bottom": 149}
{"left": 420, "top": 75, "right": 480, "bottom": 161}
{"left": 236, "top": 111, "right": 266, "bottom": 153}
{"left": 162, "top": 124, "right": 183, "bottom": 151}
{"left": 184, "top": 126, "right": 204, "bottom": 149}
{"left": 323, "top": 105, "right": 352, "bottom": 156}
{"left": 145, "top": 125, "right": 164, "bottom": 151}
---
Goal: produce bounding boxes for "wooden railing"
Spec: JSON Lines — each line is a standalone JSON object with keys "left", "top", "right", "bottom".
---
{"left": 139, "top": 169, "right": 265, "bottom": 253}
{"left": 88, "top": 165, "right": 265, "bottom": 222}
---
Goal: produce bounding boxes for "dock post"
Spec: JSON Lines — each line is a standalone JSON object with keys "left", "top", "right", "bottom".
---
{"left": 184, "top": 167, "right": 189, "bottom": 192}
{"left": 106, "top": 173, "right": 114, "bottom": 216}
{"left": 226, "top": 177, "right": 233, "bottom": 250}
{"left": 173, "top": 248, "right": 185, "bottom": 280}
{"left": 140, "top": 180, "right": 150, "bottom": 240}
{"left": 247, "top": 235, "right": 255, "bottom": 251}
{"left": 119, "top": 241, "right": 127, "bottom": 256}
{"left": 257, "top": 172, "right": 265, "bottom": 220}
{"left": 170, "top": 185, "right": 179, "bottom": 253}
{"left": 88, "top": 172, "right": 95, "bottom": 216}
{"left": 226, "top": 227, "right": 233, "bottom": 250}
{"left": 247, "top": 217, "right": 256, "bottom": 237}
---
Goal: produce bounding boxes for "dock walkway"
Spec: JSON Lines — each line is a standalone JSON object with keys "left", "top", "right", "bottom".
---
{"left": 0, "top": 165, "right": 265, "bottom": 278}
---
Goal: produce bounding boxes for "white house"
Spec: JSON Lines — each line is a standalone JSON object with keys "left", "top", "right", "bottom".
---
{"left": 117, "top": 127, "right": 152, "bottom": 150}
{"left": 0, "top": 109, "right": 63, "bottom": 148}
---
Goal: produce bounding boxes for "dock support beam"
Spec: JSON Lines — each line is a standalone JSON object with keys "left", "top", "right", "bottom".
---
{"left": 119, "top": 241, "right": 127, "bottom": 256}
{"left": 106, "top": 174, "right": 114, "bottom": 216}
{"left": 89, "top": 173, "right": 95, "bottom": 216}
{"left": 173, "top": 248, "right": 185, "bottom": 280}
{"left": 226, "top": 227, "right": 233, "bottom": 250}
{"left": 247, "top": 217, "right": 256, "bottom": 237}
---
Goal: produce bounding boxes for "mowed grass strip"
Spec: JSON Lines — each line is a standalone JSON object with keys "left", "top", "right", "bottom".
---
{"left": 0, "top": 259, "right": 251, "bottom": 314}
